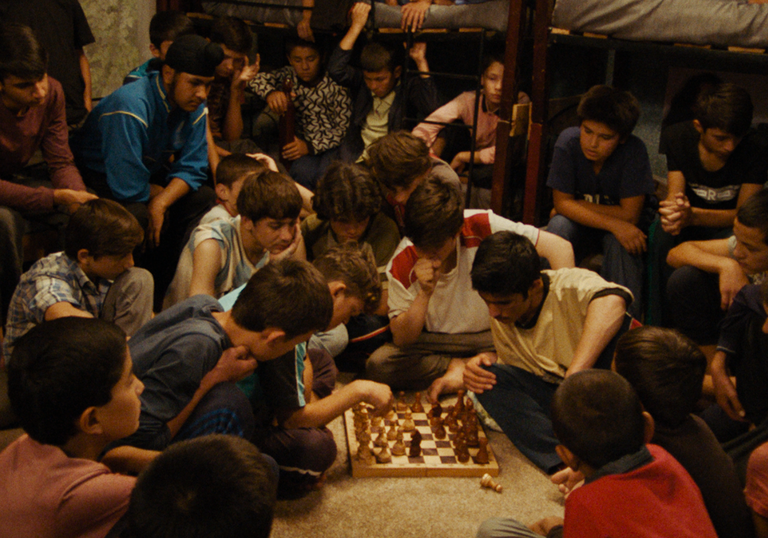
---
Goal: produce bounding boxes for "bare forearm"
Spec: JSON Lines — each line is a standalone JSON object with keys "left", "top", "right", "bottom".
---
{"left": 167, "top": 373, "right": 219, "bottom": 438}
{"left": 222, "top": 92, "right": 244, "bottom": 142}
{"left": 566, "top": 295, "right": 626, "bottom": 375}
{"left": 101, "top": 446, "right": 160, "bottom": 475}
{"left": 535, "top": 231, "right": 575, "bottom": 269}
{"left": 390, "top": 292, "right": 431, "bottom": 347}
{"left": 555, "top": 198, "right": 628, "bottom": 234}
{"left": 689, "top": 207, "right": 737, "bottom": 229}
{"left": 155, "top": 177, "right": 191, "bottom": 210}
{"left": 78, "top": 50, "right": 92, "bottom": 111}
{"left": 666, "top": 241, "right": 734, "bottom": 271}
{"left": 280, "top": 381, "right": 367, "bottom": 428}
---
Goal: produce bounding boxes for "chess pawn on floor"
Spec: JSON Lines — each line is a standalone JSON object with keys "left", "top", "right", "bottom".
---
{"left": 409, "top": 429, "right": 423, "bottom": 457}
{"left": 387, "top": 419, "right": 399, "bottom": 440}
{"left": 357, "top": 441, "right": 374, "bottom": 465}
{"left": 401, "top": 409, "right": 416, "bottom": 432}
{"left": 411, "top": 392, "right": 424, "bottom": 413}
{"left": 399, "top": 391, "right": 409, "bottom": 410}
{"left": 474, "top": 437, "right": 490, "bottom": 464}
{"left": 376, "top": 444, "right": 392, "bottom": 464}
{"left": 375, "top": 429, "right": 388, "bottom": 447}
{"left": 391, "top": 430, "right": 406, "bottom": 456}
{"left": 481, "top": 473, "right": 502, "bottom": 492}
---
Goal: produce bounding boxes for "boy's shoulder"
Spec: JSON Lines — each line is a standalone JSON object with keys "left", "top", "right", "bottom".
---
{"left": 130, "top": 295, "right": 225, "bottom": 351}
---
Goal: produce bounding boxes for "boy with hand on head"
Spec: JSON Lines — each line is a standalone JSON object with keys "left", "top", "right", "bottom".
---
{"left": 123, "top": 435, "right": 277, "bottom": 538}
{"left": 0, "top": 318, "right": 146, "bottom": 538}
{"left": 477, "top": 370, "right": 718, "bottom": 538}
{"left": 248, "top": 37, "right": 352, "bottom": 190}
{"left": 546, "top": 85, "right": 654, "bottom": 319}
{"left": 465, "top": 231, "right": 631, "bottom": 473}
{"left": 103, "top": 259, "right": 334, "bottom": 476}
{"left": 3, "top": 199, "right": 153, "bottom": 360}
{"left": 123, "top": 11, "right": 196, "bottom": 85}
{"left": 329, "top": 2, "right": 438, "bottom": 163}
{"left": 163, "top": 170, "right": 303, "bottom": 309}
{"left": 367, "top": 177, "right": 574, "bottom": 403}
{"left": 366, "top": 130, "right": 461, "bottom": 233}
{"left": 614, "top": 326, "right": 754, "bottom": 538}
{"left": 217, "top": 244, "right": 393, "bottom": 493}
{"left": 666, "top": 189, "right": 768, "bottom": 356}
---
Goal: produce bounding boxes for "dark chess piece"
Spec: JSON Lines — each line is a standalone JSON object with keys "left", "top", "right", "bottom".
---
{"left": 409, "top": 429, "right": 423, "bottom": 457}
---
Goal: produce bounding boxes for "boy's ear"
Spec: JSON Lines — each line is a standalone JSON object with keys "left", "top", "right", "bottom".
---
{"left": 215, "top": 182, "right": 230, "bottom": 202}
{"left": 264, "top": 327, "right": 288, "bottom": 346}
{"left": 393, "top": 65, "right": 402, "bottom": 80}
{"left": 555, "top": 444, "right": 581, "bottom": 471}
{"left": 642, "top": 411, "right": 655, "bottom": 444}
{"left": 76, "top": 249, "right": 92, "bottom": 265}
{"left": 78, "top": 406, "right": 104, "bottom": 436}
{"left": 328, "top": 281, "right": 347, "bottom": 299}
{"left": 149, "top": 43, "right": 161, "bottom": 58}
{"left": 693, "top": 119, "right": 704, "bottom": 135}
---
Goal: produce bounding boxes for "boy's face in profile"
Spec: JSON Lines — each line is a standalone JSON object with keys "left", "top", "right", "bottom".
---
{"left": 732, "top": 217, "right": 768, "bottom": 275}
{"left": 79, "top": 251, "right": 135, "bottom": 281}
{"left": 478, "top": 290, "right": 535, "bottom": 325}
{"left": 328, "top": 290, "right": 365, "bottom": 330}
{"left": 0, "top": 74, "right": 49, "bottom": 112}
{"left": 695, "top": 122, "right": 742, "bottom": 161}
{"left": 288, "top": 45, "right": 321, "bottom": 84}
{"left": 95, "top": 350, "right": 144, "bottom": 442}
{"left": 481, "top": 61, "right": 504, "bottom": 110}
{"left": 239, "top": 329, "right": 315, "bottom": 363}
{"left": 330, "top": 216, "right": 370, "bottom": 243}
{"left": 249, "top": 216, "right": 298, "bottom": 255}
{"left": 217, "top": 177, "right": 246, "bottom": 215}
{"left": 580, "top": 120, "right": 621, "bottom": 166}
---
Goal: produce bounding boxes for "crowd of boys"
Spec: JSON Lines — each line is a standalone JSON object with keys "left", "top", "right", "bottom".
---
{"left": 2, "top": 1, "right": 768, "bottom": 537}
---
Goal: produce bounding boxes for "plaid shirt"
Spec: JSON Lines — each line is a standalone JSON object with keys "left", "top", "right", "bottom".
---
{"left": 3, "top": 252, "right": 110, "bottom": 360}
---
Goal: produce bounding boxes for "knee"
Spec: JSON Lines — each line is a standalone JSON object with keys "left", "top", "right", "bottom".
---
{"left": 666, "top": 265, "right": 706, "bottom": 302}
{"left": 364, "top": 344, "right": 398, "bottom": 386}
{"left": 546, "top": 215, "right": 577, "bottom": 242}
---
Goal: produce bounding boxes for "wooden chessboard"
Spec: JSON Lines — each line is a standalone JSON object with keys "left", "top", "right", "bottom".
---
{"left": 344, "top": 400, "right": 500, "bottom": 478}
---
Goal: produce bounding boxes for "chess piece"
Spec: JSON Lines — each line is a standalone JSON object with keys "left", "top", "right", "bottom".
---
{"left": 387, "top": 419, "right": 399, "bottom": 440}
{"left": 409, "top": 429, "right": 423, "bottom": 457}
{"left": 375, "top": 429, "right": 388, "bottom": 447}
{"left": 401, "top": 409, "right": 416, "bottom": 431}
{"left": 391, "top": 431, "right": 406, "bottom": 456}
{"left": 445, "top": 413, "right": 459, "bottom": 433}
{"left": 396, "top": 391, "right": 408, "bottom": 412}
{"left": 386, "top": 407, "right": 396, "bottom": 421}
{"left": 371, "top": 415, "right": 383, "bottom": 429}
{"left": 456, "top": 440, "right": 470, "bottom": 463}
{"left": 480, "top": 473, "right": 502, "bottom": 493}
{"left": 427, "top": 402, "right": 442, "bottom": 419}
{"left": 375, "top": 445, "right": 392, "bottom": 464}
{"left": 357, "top": 441, "right": 374, "bottom": 465}
{"left": 474, "top": 437, "right": 490, "bottom": 464}
{"left": 455, "top": 390, "right": 466, "bottom": 413}
{"left": 465, "top": 421, "right": 479, "bottom": 447}
{"left": 411, "top": 392, "right": 424, "bottom": 413}
{"left": 433, "top": 418, "right": 447, "bottom": 440}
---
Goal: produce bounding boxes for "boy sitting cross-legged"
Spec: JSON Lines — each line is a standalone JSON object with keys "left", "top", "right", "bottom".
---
{"left": 0, "top": 318, "right": 146, "bottom": 538}
{"left": 477, "top": 370, "right": 718, "bottom": 538}
{"left": 546, "top": 85, "right": 655, "bottom": 319}
{"left": 3, "top": 198, "right": 153, "bottom": 360}
{"left": 163, "top": 170, "right": 303, "bottom": 309}
{"left": 366, "top": 177, "right": 574, "bottom": 402}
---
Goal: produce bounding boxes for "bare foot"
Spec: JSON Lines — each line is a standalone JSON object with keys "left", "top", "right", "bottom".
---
{"left": 427, "top": 358, "right": 467, "bottom": 403}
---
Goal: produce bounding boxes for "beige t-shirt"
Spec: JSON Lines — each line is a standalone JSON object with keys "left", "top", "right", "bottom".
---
{"left": 492, "top": 268, "right": 631, "bottom": 380}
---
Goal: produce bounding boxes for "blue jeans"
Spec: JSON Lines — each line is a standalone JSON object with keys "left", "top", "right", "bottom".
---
{"left": 475, "top": 364, "right": 562, "bottom": 473}
{"left": 289, "top": 148, "right": 339, "bottom": 191}
{"left": 547, "top": 214, "right": 644, "bottom": 319}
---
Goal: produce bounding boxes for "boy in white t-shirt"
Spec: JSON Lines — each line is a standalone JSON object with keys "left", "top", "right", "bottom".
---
{"left": 366, "top": 177, "right": 574, "bottom": 401}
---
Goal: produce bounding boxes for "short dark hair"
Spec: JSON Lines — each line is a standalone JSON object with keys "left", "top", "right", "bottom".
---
{"left": 236, "top": 171, "right": 303, "bottom": 224}
{"left": 285, "top": 36, "right": 320, "bottom": 57}
{"left": 127, "top": 435, "right": 276, "bottom": 538}
{"left": 360, "top": 41, "right": 402, "bottom": 74}
{"left": 313, "top": 162, "right": 382, "bottom": 222}
{"left": 149, "top": 11, "right": 196, "bottom": 49}
{"left": 551, "top": 369, "right": 646, "bottom": 470}
{"left": 313, "top": 242, "right": 381, "bottom": 313}
{"left": 0, "top": 22, "right": 48, "bottom": 81}
{"left": 481, "top": 45, "right": 505, "bottom": 75}
{"left": 231, "top": 259, "right": 333, "bottom": 339}
{"left": 8, "top": 318, "right": 127, "bottom": 446}
{"left": 577, "top": 85, "right": 641, "bottom": 139}
{"left": 210, "top": 16, "right": 253, "bottom": 55}
{"left": 736, "top": 189, "right": 768, "bottom": 244}
{"left": 64, "top": 199, "right": 144, "bottom": 259}
{"left": 366, "top": 131, "right": 432, "bottom": 191}
{"left": 216, "top": 154, "right": 267, "bottom": 189}
{"left": 403, "top": 177, "right": 464, "bottom": 251}
{"left": 471, "top": 232, "right": 541, "bottom": 298}
{"left": 694, "top": 83, "right": 753, "bottom": 137}
{"left": 614, "top": 326, "right": 706, "bottom": 428}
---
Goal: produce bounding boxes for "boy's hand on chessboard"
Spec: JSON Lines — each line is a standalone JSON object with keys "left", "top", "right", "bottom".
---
{"left": 355, "top": 380, "right": 394, "bottom": 416}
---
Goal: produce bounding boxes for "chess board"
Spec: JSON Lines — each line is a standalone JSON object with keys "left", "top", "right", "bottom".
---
{"left": 344, "top": 402, "right": 500, "bottom": 478}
